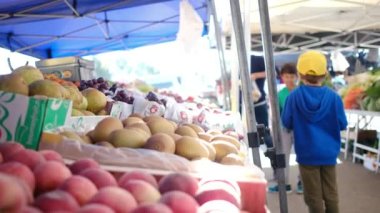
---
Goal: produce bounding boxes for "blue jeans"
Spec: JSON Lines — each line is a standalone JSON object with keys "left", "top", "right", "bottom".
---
{"left": 254, "top": 103, "right": 273, "bottom": 148}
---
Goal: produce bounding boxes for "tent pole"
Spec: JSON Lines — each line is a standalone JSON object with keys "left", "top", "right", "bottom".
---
{"left": 229, "top": 0, "right": 262, "bottom": 168}
{"left": 257, "top": 0, "right": 288, "bottom": 212}
{"left": 244, "top": 0, "right": 251, "bottom": 60}
{"left": 209, "top": 0, "right": 231, "bottom": 110}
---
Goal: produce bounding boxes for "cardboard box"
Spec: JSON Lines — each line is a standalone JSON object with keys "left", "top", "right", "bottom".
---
{"left": 0, "top": 92, "right": 71, "bottom": 149}
{"left": 64, "top": 115, "right": 110, "bottom": 133}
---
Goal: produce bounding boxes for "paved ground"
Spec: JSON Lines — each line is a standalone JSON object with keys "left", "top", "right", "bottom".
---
{"left": 263, "top": 157, "right": 380, "bottom": 213}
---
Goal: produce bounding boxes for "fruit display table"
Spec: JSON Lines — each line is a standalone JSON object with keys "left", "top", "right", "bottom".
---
{"left": 1, "top": 64, "right": 268, "bottom": 212}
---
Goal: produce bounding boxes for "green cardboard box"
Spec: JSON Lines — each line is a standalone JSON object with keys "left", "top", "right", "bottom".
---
{"left": 0, "top": 91, "right": 71, "bottom": 150}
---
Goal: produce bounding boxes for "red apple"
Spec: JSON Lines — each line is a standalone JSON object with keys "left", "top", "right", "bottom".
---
{"left": 79, "top": 168, "right": 117, "bottom": 189}
{"left": 59, "top": 175, "right": 98, "bottom": 206}
{"left": 34, "top": 161, "right": 72, "bottom": 193}
{"left": 131, "top": 203, "right": 172, "bottom": 213}
{"left": 118, "top": 170, "right": 158, "bottom": 188}
{"left": 6, "top": 149, "right": 45, "bottom": 170}
{"left": 158, "top": 173, "right": 199, "bottom": 196}
{"left": 120, "top": 180, "right": 161, "bottom": 204}
{"left": 0, "top": 173, "right": 28, "bottom": 212}
{"left": 159, "top": 191, "right": 199, "bottom": 213}
{"left": 77, "top": 204, "right": 114, "bottom": 213}
{"left": 70, "top": 158, "right": 99, "bottom": 174}
{"left": 0, "top": 142, "right": 24, "bottom": 160}
{"left": 39, "top": 150, "right": 64, "bottom": 163}
{"left": 20, "top": 206, "right": 43, "bottom": 213}
{"left": 34, "top": 190, "right": 79, "bottom": 212}
{"left": 0, "top": 161, "right": 35, "bottom": 192}
{"left": 89, "top": 186, "right": 137, "bottom": 213}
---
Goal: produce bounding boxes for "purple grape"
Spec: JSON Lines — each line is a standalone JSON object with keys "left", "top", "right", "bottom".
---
{"left": 99, "top": 84, "right": 108, "bottom": 90}
{"left": 146, "top": 92, "right": 159, "bottom": 102}
{"left": 97, "top": 77, "right": 105, "bottom": 83}
{"left": 160, "top": 99, "right": 167, "bottom": 107}
{"left": 98, "top": 88, "right": 106, "bottom": 93}
{"left": 110, "top": 84, "right": 118, "bottom": 92}
{"left": 87, "top": 82, "right": 93, "bottom": 87}
{"left": 104, "top": 91, "right": 113, "bottom": 96}
{"left": 118, "top": 90, "right": 127, "bottom": 99}
{"left": 78, "top": 85, "right": 86, "bottom": 91}
{"left": 126, "top": 96, "right": 134, "bottom": 104}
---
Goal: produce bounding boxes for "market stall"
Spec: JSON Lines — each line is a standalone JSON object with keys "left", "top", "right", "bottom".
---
{"left": 340, "top": 71, "right": 380, "bottom": 172}
{"left": 0, "top": 0, "right": 272, "bottom": 212}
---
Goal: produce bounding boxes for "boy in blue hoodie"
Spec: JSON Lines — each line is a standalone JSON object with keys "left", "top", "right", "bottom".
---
{"left": 281, "top": 50, "right": 347, "bottom": 213}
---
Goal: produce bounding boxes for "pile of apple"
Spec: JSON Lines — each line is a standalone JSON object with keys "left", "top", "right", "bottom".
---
{"left": 0, "top": 142, "right": 249, "bottom": 213}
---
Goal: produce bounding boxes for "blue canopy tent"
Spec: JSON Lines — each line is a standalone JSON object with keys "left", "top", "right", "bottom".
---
{"left": 0, "top": 0, "right": 208, "bottom": 59}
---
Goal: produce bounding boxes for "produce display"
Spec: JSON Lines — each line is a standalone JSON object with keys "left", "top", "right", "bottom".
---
{"left": 0, "top": 66, "right": 108, "bottom": 117}
{"left": 0, "top": 142, "right": 245, "bottom": 213}
{"left": 0, "top": 65, "right": 266, "bottom": 212}
{"left": 340, "top": 70, "right": 380, "bottom": 112}
{"left": 55, "top": 115, "right": 246, "bottom": 166}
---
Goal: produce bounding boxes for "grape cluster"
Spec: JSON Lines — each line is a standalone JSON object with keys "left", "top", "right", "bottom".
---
{"left": 113, "top": 90, "right": 134, "bottom": 104}
{"left": 146, "top": 91, "right": 165, "bottom": 106}
{"left": 78, "top": 77, "right": 110, "bottom": 93}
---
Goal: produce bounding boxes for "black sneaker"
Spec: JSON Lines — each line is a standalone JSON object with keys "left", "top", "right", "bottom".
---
{"left": 268, "top": 184, "right": 292, "bottom": 193}
{"left": 296, "top": 181, "right": 303, "bottom": 194}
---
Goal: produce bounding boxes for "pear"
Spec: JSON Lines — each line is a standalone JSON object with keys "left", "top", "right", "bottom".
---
{"left": 13, "top": 65, "right": 44, "bottom": 85}
{"left": 0, "top": 74, "right": 29, "bottom": 96}
{"left": 29, "top": 80, "right": 64, "bottom": 98}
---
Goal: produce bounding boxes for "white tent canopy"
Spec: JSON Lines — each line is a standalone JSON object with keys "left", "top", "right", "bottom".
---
{"left": 218, "top": 0, "right": 380, "bottom": 52}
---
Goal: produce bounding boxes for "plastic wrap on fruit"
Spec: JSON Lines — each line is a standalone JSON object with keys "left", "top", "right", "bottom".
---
{"left": 109, "top": 101, "right": 133, "bottom": 120}
{"left": 39, "top": 138, "right": 192, "bottom": 172}
{"left": 193, "top": 109, "right": 212, "bottom": 130}
{"left": 163, "top": 98, "right": 177, "bottom": 119}
{"left": 165, "top": 102, "right": 192, "bottom": 125}
{"left": 133, "top": 96, "right": 165, "bottom": 117}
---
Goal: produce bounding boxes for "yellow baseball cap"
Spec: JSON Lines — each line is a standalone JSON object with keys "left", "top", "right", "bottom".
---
{"left": 297, "top": 50, "right": 327, "bottom": 76}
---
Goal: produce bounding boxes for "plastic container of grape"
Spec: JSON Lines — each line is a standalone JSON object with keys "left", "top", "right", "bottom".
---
{"left": 164, "top": 99, "right": 193, "bottom": 124}
{"left": 133, "top": 96, "right": 166, "bottom": 117}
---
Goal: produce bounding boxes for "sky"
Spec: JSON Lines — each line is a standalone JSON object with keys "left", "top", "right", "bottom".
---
{"left": 0, "top": 48, "right": 39, "bottom": 75}
{"left": 0, "top": 37, "right": 225, "bottom": 97}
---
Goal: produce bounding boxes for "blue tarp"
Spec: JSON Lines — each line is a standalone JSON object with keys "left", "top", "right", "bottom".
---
{"left": 0, "top": 0, "right": 208, "bottom": 59}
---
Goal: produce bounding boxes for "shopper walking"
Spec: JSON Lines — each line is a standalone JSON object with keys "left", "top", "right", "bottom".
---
{"left": 250, "top": 55, "right": 273, "bottom": 148}
{"left": 268, "top": 63, "right": 303, "bottom": 194}
{"left": 281, "top": 50, "right": 347, "bottom": 213}
{"left": 249, "top": 55, "right": 276, "bottom": 179}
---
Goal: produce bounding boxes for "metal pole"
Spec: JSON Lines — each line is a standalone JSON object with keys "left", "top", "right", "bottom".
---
{"left": 209, "top": 0, "right": 231, "bottom": 110}
{"left": 229, "top": 0, "right": 262, "bottom": 168}
{"left": 257, "top": 0, "right": 288, "bottom": 212}
{"left": 244, "top": 0, "right": 251, "bottom": 58}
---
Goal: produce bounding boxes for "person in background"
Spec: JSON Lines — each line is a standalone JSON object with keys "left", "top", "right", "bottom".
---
{"left": 250, "top": 55, "right": 276, "bottom": 179}
{"left": 250, "top": 55, "right": 273, "bottom": 148}
{"left": 281, "top": 50, "right": 347, "bottom": 213}
{"left": 268, "top": 63, "right": 303, "bottom": 194}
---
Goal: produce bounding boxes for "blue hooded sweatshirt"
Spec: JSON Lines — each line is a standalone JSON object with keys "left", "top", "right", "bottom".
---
{"left": 281, "top": 85, "right": 348, "bottom": 165}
